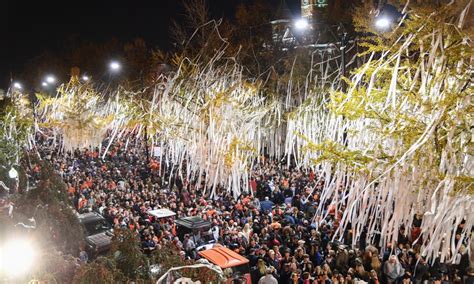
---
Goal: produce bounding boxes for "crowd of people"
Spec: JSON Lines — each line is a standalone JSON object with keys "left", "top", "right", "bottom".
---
{"left": 35, "top": 137, "right": 471, "bottom": 284}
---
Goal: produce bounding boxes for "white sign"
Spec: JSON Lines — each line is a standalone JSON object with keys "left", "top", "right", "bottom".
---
{"left": 153, "top": 146, "right": 162, "bottom": 157}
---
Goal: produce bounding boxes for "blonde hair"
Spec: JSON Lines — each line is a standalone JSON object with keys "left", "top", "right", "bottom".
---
{"left": 258, "top": 259, "right": 266, "bottom": 275}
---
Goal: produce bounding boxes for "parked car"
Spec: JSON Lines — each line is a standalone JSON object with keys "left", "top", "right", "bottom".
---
{"left": 175, "top": 216, "right": 212, "bottom": 244}
{"left": 77, "top": 212, "right": 113, "bottom": 257}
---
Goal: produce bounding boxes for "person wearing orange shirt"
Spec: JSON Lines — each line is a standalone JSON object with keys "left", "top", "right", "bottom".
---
{"left": 108, "top": 181, "right": 117, "bottom": 190}
{"left": 78, "top": 195, "right": 88, "bottom": 211}
{"left": 171, "top": 223, "right": 177, "bottom": 236}
{"left": 235, "top": 201, "right": 243, "bottom": 211}
{"left": 68, "top": 186, "right": 76, "bottom": 195}
{"left": 242, "top": 195, "right": 251, "bottom": 206}
{"left": 206, "top": 207, "right": 216, "bottom": 217}
{"left": 271, "top": 220, "right": 282, "bottom": 231}
{"left": 309, "top": 170, "right": 315, "bottom": 183}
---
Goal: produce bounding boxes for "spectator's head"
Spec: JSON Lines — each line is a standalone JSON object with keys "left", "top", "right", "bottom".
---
{"left": 389, "top": 255, "right": 398, "bottom": 264}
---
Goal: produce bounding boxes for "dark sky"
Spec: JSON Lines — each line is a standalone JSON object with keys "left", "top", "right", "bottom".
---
{"left": 4, "top": 0, "right": 300, "bottom": 88}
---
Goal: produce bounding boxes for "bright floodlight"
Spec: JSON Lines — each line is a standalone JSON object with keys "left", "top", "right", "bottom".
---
{"left": 13, "top": 82, "right": 22, "bottom": 90}
{"left": 109, "top": 61, "right": 121, "bottom": 72}
{"left": 375, "top": 17, "right": 391, "bottom": 30}
{"left": 45, "top": 75, "right": 56, "bottom": 84}
{"left": 9, "top": 167, "right": 18, "bottom": 179}
{"left": 82, "top": 75, "right": 89, "bottom": 81}
{"left": 42, "top": 82, "right": 48, "bottom": 87}
{"left": 0, "top": 238, "right": 37, "bottom": 278}
{"left": 294, "top": 18, "right": 309, "bottom": 30}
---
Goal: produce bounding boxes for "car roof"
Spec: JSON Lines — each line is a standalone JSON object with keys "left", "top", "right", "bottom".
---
{"left": 77, "top": 212, "right": 105, "bottom": 223}
{"left": 198, "top": 247, "right": 249, "bottom": 268}
{"left": 175, "top": 216, "right": 211, "bottom": 229}
{"left": 148, "top": 208, "right": 176, "bottom": 219}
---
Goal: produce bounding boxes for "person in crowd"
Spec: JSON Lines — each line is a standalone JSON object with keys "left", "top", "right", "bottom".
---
{"left": 383, "top": 255, "right": 404, "bottom": 283}
{"left": 258, "top": 267, "right": 278, "bottom": 284}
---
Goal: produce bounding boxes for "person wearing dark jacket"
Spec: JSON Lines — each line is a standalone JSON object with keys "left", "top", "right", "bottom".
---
{"left": 260, "top": 197, "right": 274, "bottom": 213}
{"left": 272, "top": 189, "right": 284, "bottom": 205}
{"left": 413, "top": 254, "right": 429, "bottom": 284}
{"left": 278, "top": 263, "right": 292, "bottom": 284}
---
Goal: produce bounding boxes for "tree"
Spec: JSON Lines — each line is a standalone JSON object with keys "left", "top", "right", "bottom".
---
{"left": 0, "top": 90, "right": 33, "bottom": 171}
{"left": 12, "top": 153, "right": 84, "bottom": 255}
{"left": 72, "top": 257, "right": 125, "bottom": 284}
{"left": 297, "top": 0, "right": 473, "bottom": 262}
{"left": 110, "top": 228, "right": 149, "bottom": 280}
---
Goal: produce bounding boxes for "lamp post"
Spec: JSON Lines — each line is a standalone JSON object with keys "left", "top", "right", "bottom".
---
{"left": 108, "top": 60, "right": 122, "bottom": 85}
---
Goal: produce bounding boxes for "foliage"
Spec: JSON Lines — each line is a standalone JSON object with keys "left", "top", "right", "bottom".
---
{"left": 297, "top": 1, "right": 473, "bottom": 262}
{"left": 110, "top": 228, "right": 149, "bottom": 280}
{"left": 36, "top": 76, "right": 115, "bottom": 151}
{"left": 12, "top": 153, "right": 84, "bottom": 255}
{"left": 336, "top": 0, "right": 473, "bottom": 192}
{"left": 150, "top": 245, "right": 191, "bottom": 279}
{"left": 0, "top": 90, "right": 33, "bottom": 168}
{"left": 72, "top": 256, "right": 126, "bottom": 284}
{"left": 34, "top": 249, "right": 81, "bottom": 284}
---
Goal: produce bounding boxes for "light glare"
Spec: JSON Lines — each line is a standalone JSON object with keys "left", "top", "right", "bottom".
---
{"left": 82, "top": 75, "right": 89, "bottom": 81}
{"left": 0, "top": 238, "right": 37, "bottom": 278}
{"left": 45, "top": 75, "right": 56, "bottom": 84}
{"left": 110, "top": 61, "right": 121, "bottom": 71}
{"left": 294, "top": 18, "right": 309, "bottom": 30}
{"left": 42, "top": 82, "right": 48, "bottom": 87}
{"left": 13, "top": 82, "right": 22, "bottom": 89}
{"left": 375, "top": 17, "right": 391, "bottom": 30}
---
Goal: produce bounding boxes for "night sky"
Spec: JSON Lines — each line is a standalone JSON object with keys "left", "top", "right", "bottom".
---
{"left": 4, "top": 0, "right": 300, "bottom": 88}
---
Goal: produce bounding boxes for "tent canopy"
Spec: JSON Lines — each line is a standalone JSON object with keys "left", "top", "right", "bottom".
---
{"left": 199, "top": 247, "right": 249, "bottom": 268}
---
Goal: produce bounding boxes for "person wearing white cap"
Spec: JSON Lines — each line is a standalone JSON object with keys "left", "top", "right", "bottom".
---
{"left": 258, "top": 267, "right": 278, "bottom": 284}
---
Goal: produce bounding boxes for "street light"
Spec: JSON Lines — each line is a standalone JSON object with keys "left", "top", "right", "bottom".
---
{"left": 82, "top": 75, "right": 90, "bottom": 81}
{"left": 109, "top": 61, "right": 121, "bottom": 72}
{"left": 375, "top": 16, "right": 392, "bottom": 30}
{"left": 42, "top": 82, "right": 48, "bottom": 87}
{"left": 374, "top": 4, "right": 400, "bottom": 31}
{"left": 294, "top": 18, "right": 309, "bottom": 30}
{"left": 45, "top": 75, "right": 56, "bottom": 84}
{"left": 13, "top": 82, "right": 22, "bottom": 90}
